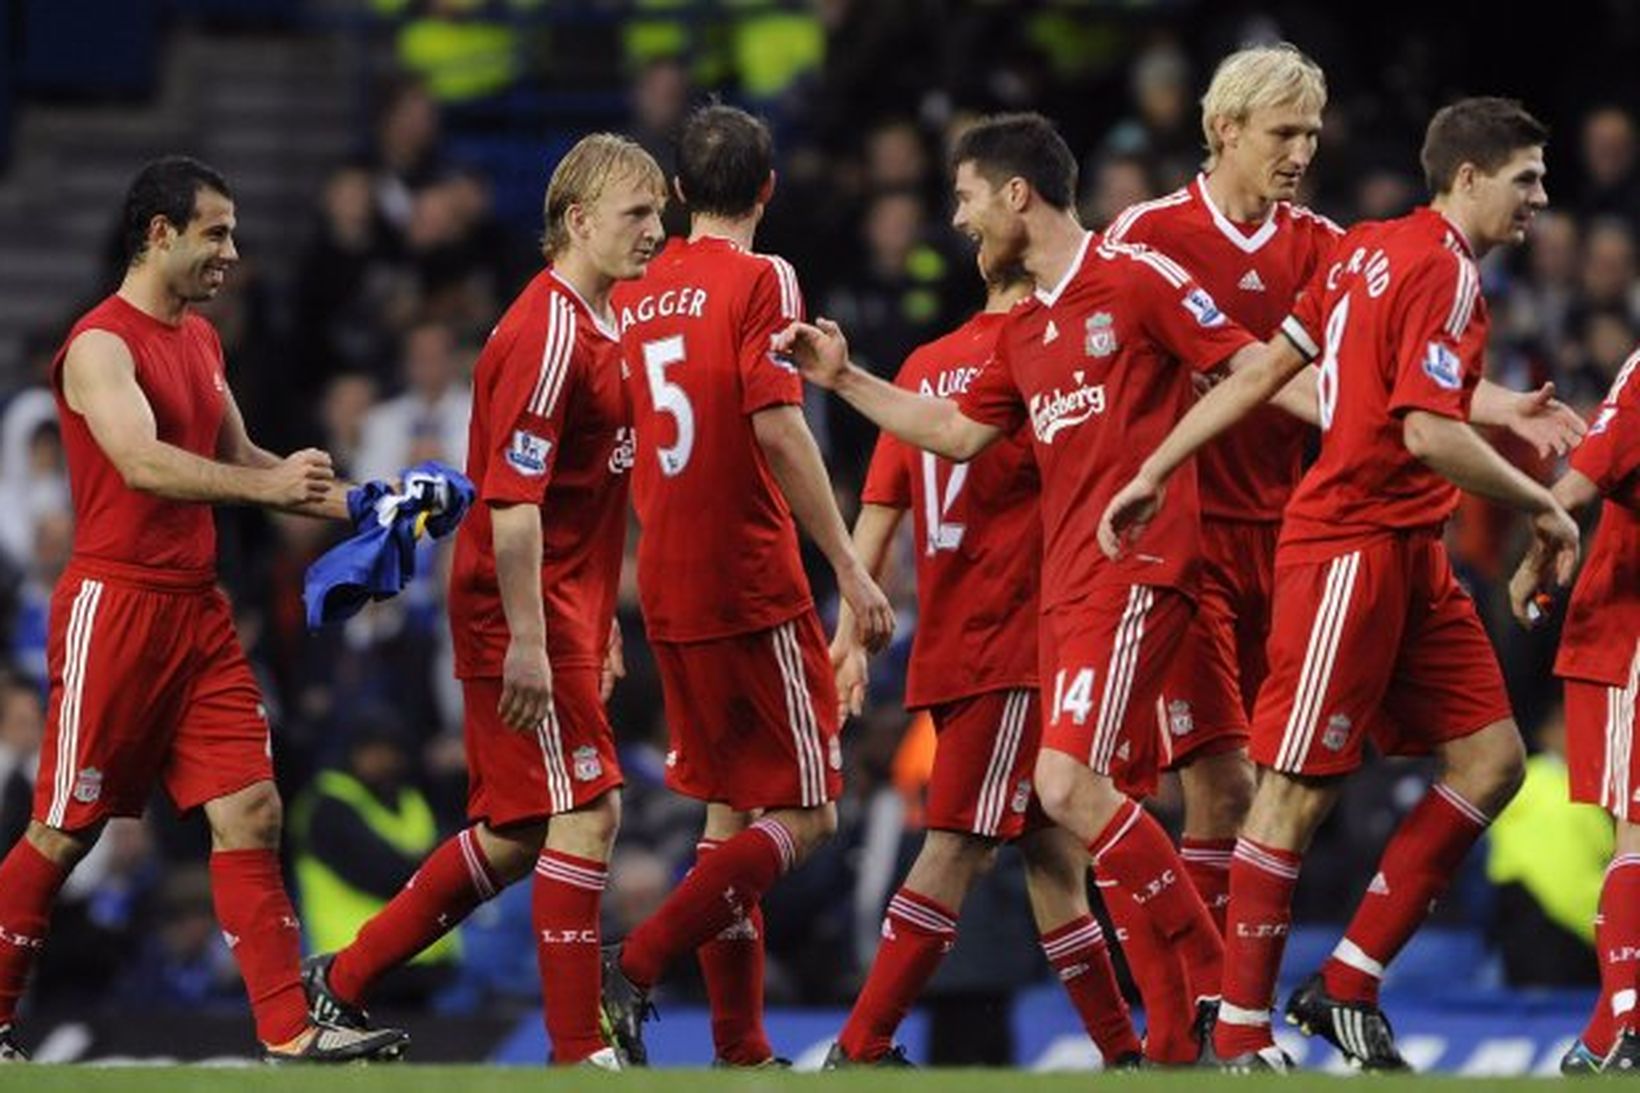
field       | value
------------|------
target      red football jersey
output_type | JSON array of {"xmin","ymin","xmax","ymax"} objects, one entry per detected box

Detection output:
[
  {"xmin": 862, "ymin": 310, "xmax": 1040, "ymax": 707},
  {"xmin": 1557, "ymin": 351, "xmax": 1640, "ymax": 687},
  {"xmin": 613, "ymin": 236, "xmax": 812, "ymax": 642},
  {"xmin": 958, "ymin": 233, "xmax": 1258, "ymax": 610},
  {"xmin": 1105, "ymin": 176, "xmax": 1342, "ymax": 521},
  {"xmin": 52, "ymin": 295, "xmax": 225, "ymax": 575},
  {"xmin": 449, "ymin": 269, "xmax": 633, "ymax": 678},
  {"xmin": 1278, "ymin": 207, "xmax": 1487, "ymax": 559}
]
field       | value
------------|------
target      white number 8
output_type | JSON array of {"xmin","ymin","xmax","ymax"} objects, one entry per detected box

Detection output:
[
  {"xmin": 642, "ymin": 335, "xmax": 695, "ymax": 476},
  {"xmin": 1316, "ymin": 294, "xmax": 1350, "ymax": 432}
]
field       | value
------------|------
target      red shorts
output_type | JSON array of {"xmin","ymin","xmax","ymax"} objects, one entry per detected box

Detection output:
[
  {"xmin": 462, "ymin": 669, "xmax": 622, "ymax": 827},
  {"xmin": 1156, "ymin": 519, "xmax": 1274, "ymax": 769},
  {"xmin": 34, "ymin": 564, "xmax": 272, "ymax": 832},
  {"xmin": 653, "ymin": 611, "xmax": 841, "ymax": 811},
  {"xmin": 1040, "ymin": 585, "xmax": 1194, "ymax": 798},
  {"xmin": 924, "ymin": 688, "xmax": 1051, "ymax": 840},
  {"xmin": 1564, "ymin": 658, "xmax": 1640, "ymax": 822},
  {"xmin": 1251, "ymin": 533, "xmax": 1513, "ymax": 777}
]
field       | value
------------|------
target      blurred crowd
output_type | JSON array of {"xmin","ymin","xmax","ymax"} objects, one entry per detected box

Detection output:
[{"xmin": 0, "ymin": 1, "xmax": 1636, "ymax": 1039}]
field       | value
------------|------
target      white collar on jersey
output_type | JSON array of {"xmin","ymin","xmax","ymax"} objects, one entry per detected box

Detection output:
[
  {"xmin": 1034, "ymin": 230, "xmax": 1095, "ymax": 307},
  {"xmin": 549, "ymin": 269, "xmax": 620, "ymax": 341},
  {"xmin": 1195, "ymin": 173, "xmax": 1279, "ymax": 254}
]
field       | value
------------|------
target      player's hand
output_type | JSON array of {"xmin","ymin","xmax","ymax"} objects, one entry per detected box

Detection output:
[
  {"xmin": 1503, "ymin": 382, "xmax": 1588, "ymax": 458},
  {"xmin": 1508, "ymin": 504, "xmax": 1580, "ymax": 628},
  {"xmin": 831, "ymin": 635, "xmax": 869, "ymax": 721},
  {"xmin": 1098, "ymin": 470, "xmax": 1165, "ymax": 559},
  {"xmin": 265, "ymin": 448, "xmax": 335, "ymax": 506},
  {"xmin": 838, "ymin": 562, "xmax": 894, "ymax": 654},
  {"xmin": 500, "ymin": 638, "xmax": 553, "ymax": 731},
  {"xmin": 772, "ymin": 318, "xmax": 850, "ymax": 390},
  {"xmin": 599, "ymin": 619, "xmax": 625, "ymax": 703}
]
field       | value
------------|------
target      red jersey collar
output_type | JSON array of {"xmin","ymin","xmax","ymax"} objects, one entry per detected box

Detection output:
[
  {"xmin": 548, "ymin": 268, "xmax": 620, "ymax": 341},
  {"xmin": 1418, "ymin": 206, "xmax": 1476, "ymax": 258}
]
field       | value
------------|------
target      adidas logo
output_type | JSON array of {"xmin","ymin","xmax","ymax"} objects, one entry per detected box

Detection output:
[
  {"xmin": 1238, "ymin": 269, "xmax": 1266, "ymax": 292},
  {"xmin": 1044, "ymin": 320, "xmax": 1059, "ymax": 344},
  {"xmin": 1368, "ymin": 872, "xmax": 1390, "ymax": 896}
]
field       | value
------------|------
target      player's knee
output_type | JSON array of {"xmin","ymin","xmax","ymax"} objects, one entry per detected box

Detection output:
[
  {"xmin": 779, "ymin": 802, "xmax": 837, "ymax": 854},
  {"xmin": 579, "ymin": 792, "xmax": 623, "ymax": 847},
  {"xmin": 1031, "ymin": 761, "xmax": 1083, "ymax": 830},
  {"xmin": 1201, "ymin": 757, "xmax": 1255, "ymax": 837},
  {"xmin": 478, "ymin": 821, "xmax": 548, "ymax": 882},
  {"xmin": 209, "ymin": 781, "xmax": 284, "ymax": 849},
  {"xmin": 920, "ymin": 830, "xmax": 997, "ymax": 875},
  {"xmin": 1468, "ymin": 735, "xmax": 1526, "ymax": 816},
  {"xmin": 807, "ymin": 801, "xmax": 840, "ymax": 845},
  {"xmin": 24, "ymin": 819, "xmax": 98, "ymax": 869},
  {"xmin": 1243, "ymin": 772, "xmax": 1336, "ymax": 850}
]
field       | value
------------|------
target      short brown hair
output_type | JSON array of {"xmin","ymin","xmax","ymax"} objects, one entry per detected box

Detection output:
[
  {"xmin": 1420, "ymin": 97, "xmax": 1549, "ymax": 195},
  {"xmin": 677, "ymin": 104, "xmax": 774, "ymax": 218},
  {"xmin": 542, "ymin": 133, "xmax": 665, "ymax": 259},
  {"xmin": 950, "ymin": 113, "xmax": 1078, "ymax": 212}
]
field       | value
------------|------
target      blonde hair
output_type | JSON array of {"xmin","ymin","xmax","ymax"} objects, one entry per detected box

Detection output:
[
  {"xmin": 542, "ymin": 133, "xmax": 665, "ymax": 259},
  {"xmin": 1200, "ymin": 43, "xmax": 1327, "ymax": 171}
]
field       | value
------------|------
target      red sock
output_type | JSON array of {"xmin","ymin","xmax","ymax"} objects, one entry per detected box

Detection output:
[
  {"xmin": 1213, "ymin": 838, "xmax": 1301, "ymax": 1059},
  {"xmin": 693, "ymin": 839, "xmax": 773, "ymax": 1065},
  {"xmin": 0, "ymin": 840, "xmax": 68, "ymax": 1025},
  {"xmin": 837, "ymin": 888, "xmax": 957, "ymax": 1061},
  {"xmin": 620, "ymin": 818, "xmax": 793, "ymax": 989},
  {"xmin": 1099, "ymin": 877, "xmax": 1194, "ymax": 1063},
  {"xmin": 1586, "ymin": 910, "xmax": 1618, "ymax": 1057},
  {"xmin": 1089, "ymin": 801, "xmax": 1222, "ymax": 1004},
  {"xmin": 1322, "ymin": 783, "xmax": 1488, "ymax": 1005},
  {"xmin": 1180, "ymin": 836, "xmax": 1234, "ymax": 937},
  {"xmin": 210, "ymin": 849, "xmax": 309, "ymax": 1045},
  {"xmin": 1040, "ymin": 913, "xmax": 1142, "ymax": 1064},
  {"xmin": 1586, "ymin": 854, "xmax": 1640, "ymax": 1055},
  {"xmin": 534, "ymin": 851, "xmax": 607, "ymax": 1064},
  {"xmin": 330, "ymin": 827, "xmax": 501, "ymax": 1005}
]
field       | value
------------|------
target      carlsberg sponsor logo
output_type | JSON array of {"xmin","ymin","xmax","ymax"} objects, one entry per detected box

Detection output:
[{"xmin": 1030, "ymin": 371, "xmax": 1106, "ymax": 442}]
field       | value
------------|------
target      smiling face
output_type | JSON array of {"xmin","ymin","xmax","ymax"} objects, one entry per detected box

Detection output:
[
  {"xmin": 1465, "ymin": 145, "xmax": 1549, "ymax": 248},
  {"xmin": 952, "ymin": 160, "xmax": 1029, "ymax": 278},
  {"xmin": 152, "ymin": 187, "xmax": 238, "ymax": 303},
  {"xmin": 1216, "ymin": 99, "xmax": 1322, "ymax": 203}
]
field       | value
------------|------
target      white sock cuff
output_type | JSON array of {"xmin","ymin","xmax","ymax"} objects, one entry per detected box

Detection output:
[
  {"xmin": 1331, "ymin": 937, "xmax": 1385, "ymax": 979},
  {"xmin": 1218, "ymin": 1001, "xmax": 1272, "ymax": 1028}
]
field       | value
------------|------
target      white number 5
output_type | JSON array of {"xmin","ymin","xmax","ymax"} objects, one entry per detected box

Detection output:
[{"xmin": 642, "ymin": 335, "xmax": 695, "ymax": 476}]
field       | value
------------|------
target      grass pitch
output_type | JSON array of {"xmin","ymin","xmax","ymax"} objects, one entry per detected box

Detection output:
[{"xmin": 0, "ymin": 1065, "xmax": 1553, "ymax": 1092}]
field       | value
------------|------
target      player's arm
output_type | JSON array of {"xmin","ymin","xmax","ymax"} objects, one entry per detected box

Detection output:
[
  {"xmin": 1099, "ymin": 334, "xmax": 1308, "ymax": 556},
  {"xmin": 216, "ymin": 381, "xmax": 352, "ymax": 519},
  {"xmin": 774, "ymin": 319, "xmax": 1001, "ymax": 460},
  {"xmin": 490, "ymin": 501, "xmax": 552, "ymax": 731},
  {"xmin": 1511, "ymin": 376, "xmax": 1636, "ymax": 626},
  {"xmin": 1403, "ymin": 409, "xmax": 1579, "ymax": 620},
  {"xmin": 752, "ymin": 405, "xmax": 895, "ymax": 653},
  {"xmin": 831, "ymin": 502, "xmax": 905, "ymax": 718},
  {"xmin": 1549, "ymin": 469, "xmax": 1602, "ymax": 514},
  {"xmin": 1264, "ymin": 363, "xmax": 1321, "ymax": 425},
  {"xmin": 1469, "ymin": 379, "xmax": 1587, "ymax": 458},
  {"xmin": 63, "ymin": 328, "xmax": 332, "ymax": 507}
]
